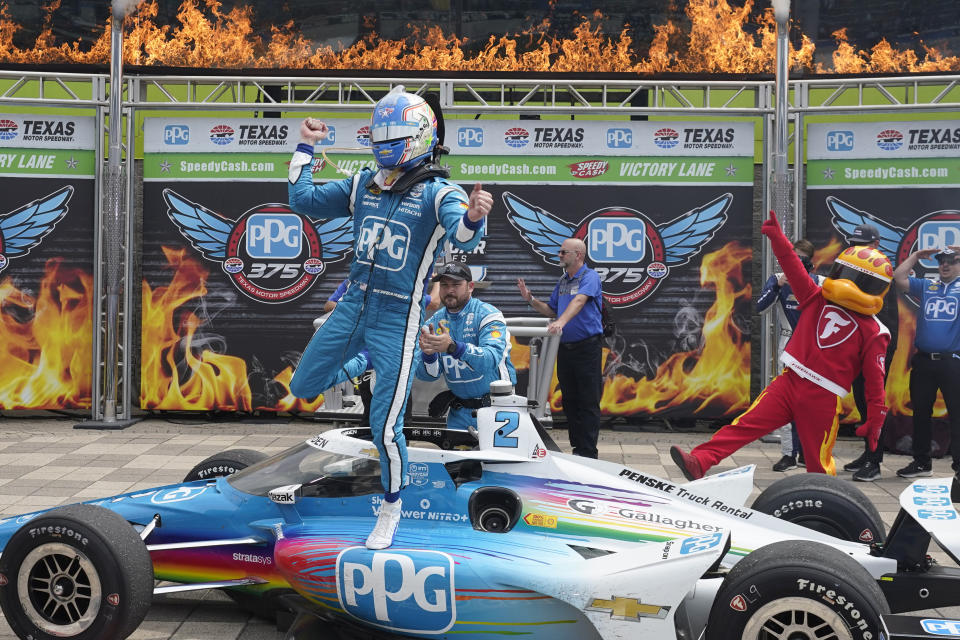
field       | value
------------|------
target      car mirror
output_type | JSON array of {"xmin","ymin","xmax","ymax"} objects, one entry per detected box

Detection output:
[{"xmin": 268, "ymin": 483, "xmax": 302, "ymax": 505}]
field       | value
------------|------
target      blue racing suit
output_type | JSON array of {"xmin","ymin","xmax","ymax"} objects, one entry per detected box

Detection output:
[
  {"xmin": 288, "ymin": 145, "xmax": 484, "ymax": 492},
  {"xmin": 416, "ymin": 296, "xmax": 517, "ymax": 431}
]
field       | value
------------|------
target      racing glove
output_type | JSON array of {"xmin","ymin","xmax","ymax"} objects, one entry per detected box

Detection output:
[{"xmin": 855, "ymin": 408, "xmax": 887, "ymax": 452}]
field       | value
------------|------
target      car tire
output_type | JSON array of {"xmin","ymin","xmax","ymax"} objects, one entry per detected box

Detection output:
[
  {"xmin": 750, "ymin": 473, "xmax": 885, "ymax": 544},
  {"xmin": 0, "ymin": 504, "xmax": 153, "ymax": 640},
  {"xmin": 706, "ymin": 540, "xmax": 888, "ymax": 640},
  {"xmin": 182, "ymin": 448, "xmax": 268, "ymax": 483}
]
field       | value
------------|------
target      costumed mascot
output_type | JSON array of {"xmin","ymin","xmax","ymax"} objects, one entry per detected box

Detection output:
[
  {"xmin": 287, "ymin": 87, "xmax": 491, "ymax": 548},
  {"xmin": 672, "ymin": 210, "xmax": 891, "ymax": 478}
]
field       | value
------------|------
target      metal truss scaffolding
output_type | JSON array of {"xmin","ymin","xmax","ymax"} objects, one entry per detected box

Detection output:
[{"xmin": 0, "ymin": 69, "xmax": 957, "ymax": 416}]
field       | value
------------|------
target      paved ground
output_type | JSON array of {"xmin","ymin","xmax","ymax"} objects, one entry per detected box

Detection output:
[{"xmin": 0, "ymin": 414, "xmax": 955, "ymax": 639}]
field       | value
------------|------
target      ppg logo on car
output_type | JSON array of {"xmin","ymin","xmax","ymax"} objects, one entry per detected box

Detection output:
[
  {"xmin": 163, "ymin": 125, "xmax": 190, "ymax": 145},
  {"xmin": 357, "ymin": 217, "xmax": 410, "ymax": 271},
  {"xmin": 588, "ymin": 217, "xmax": 646, "ymax": 263},
  {"xmin": 246, "ymin": 213, "xmax": 302, "ymax": 259},
  {"xmin": 337, "ymin": 548, "xmax": 455, "ymax": 633},
  {"xmin": 826, "ymin": 130, "xmax": 853, "ymax": 151},
  {"xmin": 606, "ymin": 128, "xmax": 632, "ymax": 148},
  {"xmin": 921, "ymin": 619, "xmax": 960, "ymax": 636},
  {"xmin": 457, "ymin": 127, "xmax": 483, "ymax": 147},
  {"xmin": 918, "ymin": 220, "xmax": 960, "ymax": 268}
]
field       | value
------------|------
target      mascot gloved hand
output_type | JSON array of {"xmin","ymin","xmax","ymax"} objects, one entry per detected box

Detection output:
[
  {"xmin": 856, "ymin": 409, "xmax": 887, "ymax": 452},
  {"xmin": 761, "ymin": 209, "xmax": 782, "ymax": 238}
]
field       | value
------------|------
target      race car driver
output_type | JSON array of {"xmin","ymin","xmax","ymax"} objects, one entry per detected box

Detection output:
[
  {"xmin": 415, "ymin": 262, "xmax": 517, "ymax": 432},
  {"xmin": 288, "ymin": 88, "xmax": 492, "ymax": 549},
  {"xmin": 671, "ymin": 210, "xmax": 891, "ymax": 478}
]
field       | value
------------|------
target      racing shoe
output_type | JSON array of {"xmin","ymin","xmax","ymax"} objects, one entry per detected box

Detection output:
[
  {"xmin": 772, "ymin": 455, "xmax": 797, "ymax": 472},
  {"xmin": 670, "ymin": 446, "xmax": 704, "ymax": 481},
  {"xmin": 843, "ymin": 452, "xmax": 868, "ymax": 472},
  {"xmin": 366, "ymin": 499, "xmax": 402, "ymax": 550},
  {"xmin": 896, "ymin": 460, "xmax": 932, "ymax": 478},
  {"xmin": 852, "ymin": 460, "xmax": 881, "ymax": 482}
]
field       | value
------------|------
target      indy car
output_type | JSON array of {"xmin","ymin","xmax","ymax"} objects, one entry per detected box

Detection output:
[{"xmin": 1, "ymin": 381, "xmax": 960, "ymax": 640}]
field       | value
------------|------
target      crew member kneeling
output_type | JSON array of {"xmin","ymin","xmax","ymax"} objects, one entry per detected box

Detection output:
[{"xmin": 416, "ymin": 262, "xmax": 517, "ymax": 432}]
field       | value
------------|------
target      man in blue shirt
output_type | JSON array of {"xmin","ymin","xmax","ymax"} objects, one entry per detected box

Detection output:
[
  {"xmin": 893, "ymin": 246, "xmax": 960, "ymax": 478},
  {"xmin": 417, "ymin": 262, "xmax": 517, "ymax": 432},
  {"xmin": 518, "ymin": 237, "xmax": 604, "ymax": 458}
]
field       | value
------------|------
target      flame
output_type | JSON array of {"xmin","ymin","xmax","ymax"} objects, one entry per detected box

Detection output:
[
  {"xmin": 140, "ymin": 247, "xmax": 322, "ymax": 412},
  {"xmin": 558, "ymin": 243, "xmax": 751, "ymax": 418},
  {"xmin": 812, "ymin": 237, "xmax": 843, "ymax": 271},
  {"xmin": 0, "ymin": 258, "xmax": 93, "ymax": 409},
  {"xmin": 0, "ymin": 0, "xmax": 955, "ymax": 73}
]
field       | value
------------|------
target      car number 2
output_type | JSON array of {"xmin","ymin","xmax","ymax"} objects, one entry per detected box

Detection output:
[{"xmin": 493, "ymin": 411, "xmax": 519, "ymax": 448}]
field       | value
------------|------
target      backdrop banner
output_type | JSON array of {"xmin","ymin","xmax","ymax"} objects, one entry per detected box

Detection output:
[
  {"xmin": 142, "ymin": 117, "xmax": 754, "ymax": 419},
  {"xmin": 0, "ymin": 114, "xmax": 96, "ymax": 410},
  {"xmin": 807, "ymin": 119, "xmax": 960, "ymax": 455}
]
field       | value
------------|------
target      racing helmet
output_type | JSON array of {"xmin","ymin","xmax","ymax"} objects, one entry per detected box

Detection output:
[
  {"xmin": 370, "ymin": 88, "xmax": 437, "ymax": 171},
  {"xmin": 821, "ymin": 246, "xmax": 892, "ymax": 315}
]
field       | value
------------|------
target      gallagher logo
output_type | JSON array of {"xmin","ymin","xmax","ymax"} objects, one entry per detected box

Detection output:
[
  {"xmin": 876, "ymin": 129, "xmax": 903, "ymax": 151},
  {"xmin": 568, "ymin": 160, "xmax": 608, "ymax": 178},
  {"xmin": 0, "ymin": 186, "xmax": 73, "ymax": 272},
  {"xmin": 209, "ymin": 125, "xmax": 235, "ymax": 145},
  {"xmin": 504, "ymin": 127, "xmax": 529, "ymax": 149},
  {"xmin": 826, "ymin": 196, "xmax": 960, "ymax": 304},
  {"xmin": 653, "ymin": 128, "xmax": 679, "ymax": 149},
  {"xmin": 0, "ymin": 119, "xmax": 18, "ymax": 141},
  {"xmin": 163, "ymin": 189, "xmax": 353, "ymax": 303},
  {"xmin": 505, "ymin": 192, "xmax": 731, "ymax": 307},
  {"xmin": 356, "ymin": 126, "xmax": 371, "ymax": 147}
]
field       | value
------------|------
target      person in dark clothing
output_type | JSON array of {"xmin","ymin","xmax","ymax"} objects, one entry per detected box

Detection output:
[{"xmin": 841, "ymin": 224, "xmax": 900, "ymax": 481}]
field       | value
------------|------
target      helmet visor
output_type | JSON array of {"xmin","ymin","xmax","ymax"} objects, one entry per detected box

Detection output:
[
  {"xmin": 370, "ymin": 122, "xmax": 422, "ymax": 143},
  {"xmin": 828, "ymin": 262, "xmax": 889, "ymax": 296}
]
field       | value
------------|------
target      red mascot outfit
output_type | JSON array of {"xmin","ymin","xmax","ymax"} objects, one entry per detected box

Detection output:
[{"xmin": 672, "ymin": 211, "xmax": 891, "ymax": 478}]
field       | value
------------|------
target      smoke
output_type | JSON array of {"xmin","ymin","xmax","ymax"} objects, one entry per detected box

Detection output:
[{"xmin": 112, "ymin": 0, "xmax": 141, "ymax": 19}]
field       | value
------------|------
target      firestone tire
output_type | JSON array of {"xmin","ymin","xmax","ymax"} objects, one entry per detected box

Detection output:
[
  {"xmin": 750, "ymin": 473, "xmax": 886, "ymax": 544},
  {"xmin": 182, "ymin": 448, "xmax": 268, "ymax": 482},
  {"xmin": 706, "ymin": 540, "xmax": 888, "ymax": 640},
  {"xmin": 0, "ymin": 504, "xmax": 153, "ymax": 640}
]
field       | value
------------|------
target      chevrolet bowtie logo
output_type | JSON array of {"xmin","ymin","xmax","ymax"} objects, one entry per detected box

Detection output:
[
  {"xmin": 587, "ymin": 597, "xmax": 670, "ymax": 621},
  {"xmin": 360, "ymin": 448, "xmax": 380, "ymax": 458}
]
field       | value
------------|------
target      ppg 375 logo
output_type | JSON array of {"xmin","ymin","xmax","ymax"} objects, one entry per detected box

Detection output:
[
  {"xmin": 163, "ymin": 189, "xmax": 353, "ymax": 303},
  {"xmin": 505, "ymin": 192, "xmax": 732, "ymax": 307},
  {"xmin": 337, "ymin": 547, "xmax": 455, "ymax": 634}
]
